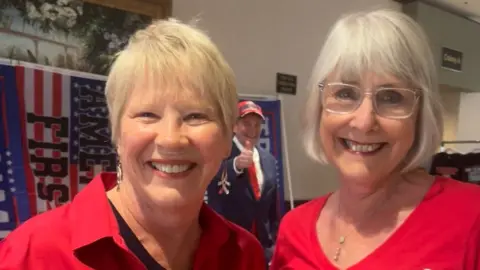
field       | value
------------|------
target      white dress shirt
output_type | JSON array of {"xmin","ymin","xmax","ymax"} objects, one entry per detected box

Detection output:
[{"xmin": 232, "ymin": 136, "xmax": 264, "ymax": 192}]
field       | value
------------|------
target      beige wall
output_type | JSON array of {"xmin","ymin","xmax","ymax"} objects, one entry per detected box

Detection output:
[
  {"xmin": 172, "ymin": 1, "xmax": 470, "ymax": 200},
  {"xmin": 439, "ymin": 84, "xmax": 462, "ymax": 142},
  {"xmin": 456, "ymin": 92, "xmax": 480, "ymax": 153},
  {"xmin": 173, "ymin": 0, "xmax": 401, "ymax": 200}
]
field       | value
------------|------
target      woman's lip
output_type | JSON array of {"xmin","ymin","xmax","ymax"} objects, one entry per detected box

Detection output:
[
  {"xmin": 340, "ymin": 138, "xmax": 387, "ymax": 144},
  {"xmin": 149, "ymin": 159, "xmax": 194, "ymax": 165}
]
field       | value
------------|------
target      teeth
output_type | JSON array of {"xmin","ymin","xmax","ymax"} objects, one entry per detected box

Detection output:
[
  {"xmin": 150, "ymin": 162, "xmax": 191, "ymax": 173},
  {"xmin": 344, "ymin": 140, "xmax": 383, "ymax": 153}
]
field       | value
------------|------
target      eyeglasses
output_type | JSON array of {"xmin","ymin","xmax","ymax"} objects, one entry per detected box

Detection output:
[{"xmin": 318, "ymin": 82, "xmax": 421, "ymax": 119}]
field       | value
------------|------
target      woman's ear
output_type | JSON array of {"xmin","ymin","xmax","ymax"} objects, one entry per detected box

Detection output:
[{"xmin": 115, "ymin": 137, "xmax": 123, "ymax": 157}]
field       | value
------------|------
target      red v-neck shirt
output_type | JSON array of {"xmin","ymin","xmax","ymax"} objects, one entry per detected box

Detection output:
[
  {"xmin": 271, "ymin": 176, "xmax": 480, "ymax": 270},
  {"xmin": 0, "ymin": 173, "xmax": 266, "ymax": 270}
]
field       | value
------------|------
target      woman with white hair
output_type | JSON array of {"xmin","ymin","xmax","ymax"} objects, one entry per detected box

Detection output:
[
  {"xmin": 0, "ymin": 19, "xmax": 266, "ymax": 269},
  {"xmin": 271, "ymin": 9, "xmax": 480, "ymax": 269}
]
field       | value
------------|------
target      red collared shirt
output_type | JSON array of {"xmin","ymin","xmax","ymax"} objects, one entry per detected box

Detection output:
[{"xmin": 0, "ymin": 173, "xmax": 266, "ymax": 270}]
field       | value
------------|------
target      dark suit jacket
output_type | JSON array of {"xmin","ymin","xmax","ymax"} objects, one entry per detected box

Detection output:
[{"xmin": 207, "ymin": 141, "xmax": 279, "ymax": 263}]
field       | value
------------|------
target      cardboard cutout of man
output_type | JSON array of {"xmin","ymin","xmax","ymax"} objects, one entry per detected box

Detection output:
[{"xmin": 207, "ymin": 100, "xmax": 279, "ymax": 264}]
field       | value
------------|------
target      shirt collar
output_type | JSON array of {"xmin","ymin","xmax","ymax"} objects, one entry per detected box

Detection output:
[
  {"xmin": 195, "ymin": 203, "xmax": 230, "ymax": 260},
  {"xmin": 69, "ymin": 172, "xmax": 119, "ymax": 251},
  {"xmin": 69, "ymin": 172, "xmax": 231, "ymax": 253},
  {"xmin": 233, "ymin": 136, "xmax": 243, "ymax": 151}
]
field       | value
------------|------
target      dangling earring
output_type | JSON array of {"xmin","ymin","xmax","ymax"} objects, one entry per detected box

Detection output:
[{"xmin": 116, "ymin": 159, "xmax": 123, "ymax": 191}]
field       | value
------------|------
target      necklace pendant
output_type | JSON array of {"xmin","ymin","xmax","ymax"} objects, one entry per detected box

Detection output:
[
  {"xmin": 339, "ymin": 236, "xmax": 345, "ymax": 244},
  {"xmin": 334, "ymin": 247, "xmax": 341, "ymax": 261}
]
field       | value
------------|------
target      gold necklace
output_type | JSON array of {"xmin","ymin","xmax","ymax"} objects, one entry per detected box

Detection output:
[
  {"xmin": 333, "ymin": 238, "xmax": 344, "ymax": 261},
  {"xmin": 332, "ymin": 194, "xmax": 388, "ymax": 262},
  {"xmin": 333, "ymin": 228, "xmax": 350, "ymax": 261}
]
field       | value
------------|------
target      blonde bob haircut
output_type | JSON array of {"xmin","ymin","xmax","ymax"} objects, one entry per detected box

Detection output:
[
  {"xmin": 105, "ymin": 18, "xmax": 238, "ymax": 144},
  {"xmin": 303, "ymin": 9, "xmax": 444, "ymax": 173}
]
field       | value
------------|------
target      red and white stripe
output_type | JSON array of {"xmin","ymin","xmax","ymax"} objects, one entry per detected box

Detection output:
[{"xmin": 20, "ymin": 67, "xmax": 74, "ymax": 215}]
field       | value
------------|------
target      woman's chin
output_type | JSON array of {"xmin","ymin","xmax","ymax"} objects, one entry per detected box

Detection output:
[
  {"xmin": 145, "ymin": 188, "xmax": 200, "ymax": 207},
  {"xmin": 338, "ymin": 166, "xmax": 384, "ymax": 186}
]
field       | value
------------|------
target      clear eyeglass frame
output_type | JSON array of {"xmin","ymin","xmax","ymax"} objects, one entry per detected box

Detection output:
[{"xmin": 318, "ymin": 82, "xmax": 421, "ymax": 119}]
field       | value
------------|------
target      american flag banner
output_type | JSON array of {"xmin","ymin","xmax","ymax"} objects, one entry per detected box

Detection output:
[
  {"xmin": 0, "ymin": 64, "xmax": 18, "ymax": 239},
  {"xmin": 0, "ymin": 64, "xmax": 116, "ymax": 239}
]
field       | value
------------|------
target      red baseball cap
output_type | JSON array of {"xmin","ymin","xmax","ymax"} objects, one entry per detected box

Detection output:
[{"xmin": 238, "ymin": 100, "xmax": 265, "ymax": 120}]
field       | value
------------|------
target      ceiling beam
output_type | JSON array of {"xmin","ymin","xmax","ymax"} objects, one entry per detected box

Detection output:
[
  {"xmin": 392, "ymin": 0, "xmax": 419, "ymax": 3},
  {"xmin": 83, "ymin": 0, "xmax": 171, "ymax": 18}
]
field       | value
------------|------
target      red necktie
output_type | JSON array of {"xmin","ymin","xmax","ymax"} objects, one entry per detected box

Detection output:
[
  {"xmin": 248, "ymin": 163, "xmax": 260, "ymax": 237},
  {"xmin": 248, "ymin": 164, "xmax": 261, "ymax": 200}
]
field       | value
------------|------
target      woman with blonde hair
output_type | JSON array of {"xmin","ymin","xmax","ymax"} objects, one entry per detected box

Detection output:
[
  {"xmin": 271, "ymin": 9, "xmax": 480, "ymax": 269},
  {"xmin": 0, "ymin": 19, "xmax": 265, "ymax": 270}
]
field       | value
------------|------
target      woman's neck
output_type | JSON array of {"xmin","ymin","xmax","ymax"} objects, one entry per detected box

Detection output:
[
  {"xmin": 107, "ymin": 183, "xmax": 203, "ymax": 269},
  {"xmin": 335, "ymin": 169, "xmax": 430, "ymax": 223}
]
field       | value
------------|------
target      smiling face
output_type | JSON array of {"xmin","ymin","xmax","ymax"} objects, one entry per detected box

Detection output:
[
  {"xmin": 116, "ymin": 83, "xmax": 230, "ymax": 207},
  {"xmin": 319, "ymin": 71, "xmax": 419, "ymax": 184},
  {"xmin": 234, "ymin": 113, "xmax": 263, "ymax": 147}
]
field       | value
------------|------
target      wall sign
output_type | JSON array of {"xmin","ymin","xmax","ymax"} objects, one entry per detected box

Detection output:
[
  {"xmin": 276, "ymin": 73, "xmax": 297, "ymax": 95},
  {"xmin": 441, "ymin": 47, "xmax": 463, "ymax": 72}
]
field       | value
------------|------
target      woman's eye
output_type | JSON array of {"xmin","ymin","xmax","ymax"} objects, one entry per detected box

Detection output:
[
  {"xmin": 137, "ymin": 112, "xmax": 157, "ymax": 118},
  {"xmin": 377, "ymin": 90, "xmax": 404, "ymax": 104},
  {"xmin": 333, "ymin": 87, "xmax": 360, "ymax": 101},
  {"xmin": 185, "ymin": 113, "xmax": 209, "ymax": 123}
]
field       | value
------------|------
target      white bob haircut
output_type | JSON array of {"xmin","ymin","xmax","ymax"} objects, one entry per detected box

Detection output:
[
  {"xmin": 105, "ymin": 18, "xmax": 238, "ymax": 144},
  {"xmin": 303, "ymin": 9, "xmax": 444, "ymax": 173}
]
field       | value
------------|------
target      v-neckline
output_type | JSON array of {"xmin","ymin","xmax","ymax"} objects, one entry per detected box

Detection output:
[{"xmin": 311, "ymin": 176, "xmax": 444, "ymax": 269}]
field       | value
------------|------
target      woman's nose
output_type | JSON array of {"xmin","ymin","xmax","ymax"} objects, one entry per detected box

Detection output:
[
  {"xmin": 154, "ymin": 116, "xmax": 188, "ymax": 150},
  {"xmin": 348, "ymin": 96, "xmax": 378, "ymax": 133}
]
